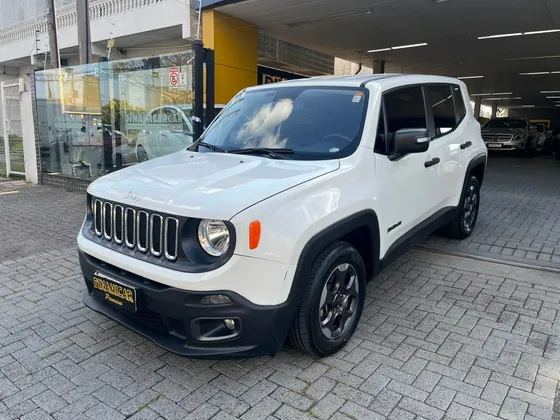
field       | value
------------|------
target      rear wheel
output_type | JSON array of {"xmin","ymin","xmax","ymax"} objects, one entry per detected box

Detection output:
[
  {"xmin": 288, "ymin": 241, "xmax": 366, "ymax": 357},
  {"xmin": 442, "ymin": 175, "xmax": 480, "ymax": 239}
]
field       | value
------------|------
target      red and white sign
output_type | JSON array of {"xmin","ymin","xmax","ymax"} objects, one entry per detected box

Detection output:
[{"xmin": 169, "ymin": 67, "xmax": 179, "ymax": 88}]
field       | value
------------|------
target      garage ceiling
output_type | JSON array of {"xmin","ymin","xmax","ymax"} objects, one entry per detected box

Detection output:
[{"xmin": 210, "ymin": 0, "xmax": 560, "ymax": 111}]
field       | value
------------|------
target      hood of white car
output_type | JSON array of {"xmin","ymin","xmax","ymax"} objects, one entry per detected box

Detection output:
[
  {"xmin": 88, "ymin": 150, "xmax": 340, "ymax": 220},
  {"xmin": 481, "ymin": 127, "xmax": 525, "ymax": 136}
]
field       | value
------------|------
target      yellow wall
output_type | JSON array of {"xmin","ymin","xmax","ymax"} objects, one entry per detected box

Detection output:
[{"xmin": 203, "ymin": 10, "xmax": 258, "ymax": 105}]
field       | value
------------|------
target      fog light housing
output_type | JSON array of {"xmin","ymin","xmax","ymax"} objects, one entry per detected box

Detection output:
[
  {"xmin": 201, "ymin": 294, "xmax": 232, "ymax": 305},
  {"xmin": 224, "ymin": 319, "xmax": 236, "ymax": 331}
]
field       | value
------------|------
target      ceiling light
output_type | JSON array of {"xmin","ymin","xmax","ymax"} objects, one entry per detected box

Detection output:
[
  {"xmin": 471, "ymin": 93, "xmax": 492, "ymax": 97},
  {"xmin": 520, "ymin": 72, "xmax": 550, "ymax": 75},
  {"xmin": 520, "ymin": 105, "xmax": 535, "ymax": 108},
  {"xmin": 509, "ymin": 97, "xmax": 522, "ymax": 100},
  {"xmin": 546, "ymin": 96, "xmax": 560, "ymax": 98},
  {"xmin": 492, "ymin": 92, "xmax": 513, "ymax": 95},
  {"xmin": 391, "ymin": 43, "xmax": 428, "ymax": 50},
  {"xmin": 367, "ymin": 43, "xmax": 428, "ymax": 53},
  {"xmin": 457, "ymin": 76, "xmax": 484, "ymax": 80},
  {"xmin": 480, "ymin": 29, "xmax": 560, "ymax": 40},
  {"xmin": 479, "ymin": 33, "xmax": 523, "ymax": 40},
  {"xmin": 506, "ymin": 55, "xmax": 560, "ymax": 61},
  {"xmin": 286, "ymin": 9, "xmax": 371, "ymax": 27},
  {"xmin": 367, "ymin": 48, "xmax": 392, "ymax": 53},
  {"xmin": 552, "ymin": 71, "xmax": 560, "ymax": 74},
  {"xmin": 482, "ymin": 98, "xmax": 502, "ymax": 100},
  {"xmin": 524, "ymin": 29, "xmax": 560, "ymax": 35},
  {"xmin": 541, "ymin": 90, "xmax": 560, "ymax": 94}
]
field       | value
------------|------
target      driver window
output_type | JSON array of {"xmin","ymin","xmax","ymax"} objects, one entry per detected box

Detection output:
[{"xmin": 384, "ymin": 86, "xmax": 427, "ymax": 153}]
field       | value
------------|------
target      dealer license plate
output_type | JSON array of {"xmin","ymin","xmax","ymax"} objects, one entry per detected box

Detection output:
[
  {"xmin": 486, "ymin": 143, "xmax": 502, "ymax": 148},
  {"xmin": 92, "ymin": 272, "xmax": 137, "ymax": 313}
]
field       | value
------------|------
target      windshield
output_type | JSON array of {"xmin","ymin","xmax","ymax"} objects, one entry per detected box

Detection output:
[
  {"xmin": 484, "ymin": 118, "xmax": 527, "ymax": 129},
  {"xmin": 195, "ymin": 86, "xmax": 368, "ymax": 160}
]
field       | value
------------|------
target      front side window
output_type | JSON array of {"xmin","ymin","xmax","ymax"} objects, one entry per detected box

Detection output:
[
  {"xmin": 196, "ymin": 87, "xmax": 368, "ymax": 160},
  {"xmin": 427, "ymin": 85, "xmax": 456, "ymax": 137},
  {"xmin": 384, "ymin": 86, "xmax": 427, "ymax": 146}
]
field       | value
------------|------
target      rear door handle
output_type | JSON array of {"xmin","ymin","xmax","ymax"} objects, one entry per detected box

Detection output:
[
  {"xmin": 460, "ymin": 141, "xmax": 472, "ymax": 150},
  {"xmin": 425, "ymin": 157, "xmax": 440, "ymax": 168}
]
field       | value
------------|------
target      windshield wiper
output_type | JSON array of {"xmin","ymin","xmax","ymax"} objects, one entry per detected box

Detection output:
[
  {"xmin": 227, "ymin": 148, "xmax": 294, "ymax": 160},
  {"xmin": 196, "ymin": 141, "xmax": 226, "ymax": 153}
]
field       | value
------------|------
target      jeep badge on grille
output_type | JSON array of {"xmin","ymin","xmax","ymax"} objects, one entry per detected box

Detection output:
[{"xmin": 124, "ymin": 191, "xmax": 142, "ymax": 201}]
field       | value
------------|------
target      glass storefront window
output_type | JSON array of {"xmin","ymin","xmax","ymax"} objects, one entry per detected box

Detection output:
[{"xmin": 35, "ymin": 51, "xmax": 195, "ymax": 179}]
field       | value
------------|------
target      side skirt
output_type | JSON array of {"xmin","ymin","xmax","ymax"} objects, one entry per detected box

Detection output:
[{"xmin": 379, "ymin": 206, "xmax": 457, "ymax": 271}]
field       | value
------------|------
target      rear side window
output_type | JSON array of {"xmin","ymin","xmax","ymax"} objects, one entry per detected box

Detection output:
[
  {"xmin": 452, "ymin": 85, "xmax": 466, "ymax": 122},
  {"xmin": 427, "ymin": 85, "xmax": 456, "ymax": 137}
]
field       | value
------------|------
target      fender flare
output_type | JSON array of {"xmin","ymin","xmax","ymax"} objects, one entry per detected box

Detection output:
[
  {"xmin": 466, "ymin": 152, "xmax": 487, "ymax": 185},
  {"xmin": 287, "ymin": 210, "xmax": 381, "ymax": 306}
]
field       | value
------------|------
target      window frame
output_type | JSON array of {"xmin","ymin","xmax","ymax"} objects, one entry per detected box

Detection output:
[
  {"xmin": 375, "ymin": 84, "xmax": 430, "ymax": 155},
  {"xmin": 425, "ymin": 84, "xmax": 458, "ymax": 139},
  {"xmin": 451, "ymin": 84, "xmax": 467, "ymax": 125}
]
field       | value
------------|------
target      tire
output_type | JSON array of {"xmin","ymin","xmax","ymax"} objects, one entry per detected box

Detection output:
[
  {"xmin": 137, "ymin": 145, "xmax": 149, "ymax": 162},
  {"xmin": 288, "ymin": 241, "xmax": 366, "ymax": 357},
  {"xmin": 442, "ymin": 175, "xmax": 481, "ymax": 239}
]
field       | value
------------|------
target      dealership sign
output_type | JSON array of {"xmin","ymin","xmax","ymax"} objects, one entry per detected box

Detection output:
[{"xmin": 258, "ymin": 65, "xmax": 308, "ymax": 85}]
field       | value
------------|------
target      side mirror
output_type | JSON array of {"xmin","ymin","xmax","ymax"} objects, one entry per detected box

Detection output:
[{"xmin": 391, "ymin": 128, "xmax": 430, "ymax": 159}]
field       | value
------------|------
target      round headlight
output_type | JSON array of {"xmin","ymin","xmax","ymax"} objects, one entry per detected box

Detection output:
[{"xmin": 198, "ymin": 219, "xmax": 230, "ymax": 256}]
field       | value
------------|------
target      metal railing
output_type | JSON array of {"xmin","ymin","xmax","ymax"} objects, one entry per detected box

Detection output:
[{"xmin": 0, "ymin": 0, "xmax": 167, "ymax": 46}]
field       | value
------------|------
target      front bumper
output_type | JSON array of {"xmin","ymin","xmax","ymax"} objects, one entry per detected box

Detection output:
[
  {"xmin": 484, "ymin": 138, "xmax": 526, "ymax": 151},
  {"xmin": 79, "ymin": 251, "xmax": 297, "ymax": 358}
]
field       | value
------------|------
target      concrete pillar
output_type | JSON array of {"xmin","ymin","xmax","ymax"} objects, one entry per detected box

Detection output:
[
  {"xmin": 474, "ymin": 98, "xmax": 482, "ymax": 122},
  {"xmin": 491, "ymin": 103, "xmax": 498, "ymax": 119},
  {"xmin": 203, "ymin": 10, "xmax": 258, "ymax": 104},
  {"xmin": 373, "ymin": 60, "xmax": 386, "ymax": 74},
  {"xmin": 19, "ymin": 66, "xmax": 38, "ymax": 184}
]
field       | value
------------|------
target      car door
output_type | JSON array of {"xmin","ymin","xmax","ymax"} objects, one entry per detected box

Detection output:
[
  {"xmin": 375, "ymin": 85, "xmax": 441, "ymax": 254},
  {"xmin": 426, "ymin": 84, "xmax": 467, "ymax": 208}
]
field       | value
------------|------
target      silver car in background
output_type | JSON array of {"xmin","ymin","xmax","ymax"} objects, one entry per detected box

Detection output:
[{"xmin": 481, "ymin": 118, "xmax": 538, "ymax": 156}]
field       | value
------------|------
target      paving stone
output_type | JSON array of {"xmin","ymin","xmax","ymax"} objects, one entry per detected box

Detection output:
[{"xmin": 499, "ymin": 397, "xmax": 528, "ymax": 420}]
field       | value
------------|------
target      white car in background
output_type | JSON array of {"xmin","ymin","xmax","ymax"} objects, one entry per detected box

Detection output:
[{"xmin": 135, "ymin": 104, "xmax": 224, "ymax": 162}]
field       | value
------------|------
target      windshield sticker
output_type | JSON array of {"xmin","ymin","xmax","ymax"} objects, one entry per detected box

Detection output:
[{"xmin": 352, "ymin": 92, "xmax": 363, "ymax": 103}]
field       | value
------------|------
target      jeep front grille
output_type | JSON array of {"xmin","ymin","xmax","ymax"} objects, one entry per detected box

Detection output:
[{"xmin": 92, "ymin": 199, "xmax": 179, "ymax": 261}]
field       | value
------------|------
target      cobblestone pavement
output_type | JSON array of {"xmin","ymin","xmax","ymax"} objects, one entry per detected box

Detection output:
[
  {"xmin": 1, "ymin": 184, "xmax": 560, "ymax": 420},
  {"xmin": 426, "ymin": 155, "xmax": 560, "ymax": 270},
  {"xmin": 0, "ymin": 184, "xmax": 84, "ymax": 260}
]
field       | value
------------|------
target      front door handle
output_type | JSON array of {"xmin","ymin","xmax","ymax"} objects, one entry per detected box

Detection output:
[
  {"xmin": 460, "ymin": 141, "xmax": 472, "ymax": 150},
  {"xmin": 425, "ymin": 157, "xmax": 440, "ymax": 168}
]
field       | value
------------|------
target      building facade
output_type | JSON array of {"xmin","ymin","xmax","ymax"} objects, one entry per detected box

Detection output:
[{"xmin": 0, "ymin": 0, "xmax": 365, "ymax": 188}]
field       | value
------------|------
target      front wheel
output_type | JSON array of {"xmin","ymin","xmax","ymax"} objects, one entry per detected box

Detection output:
[
  {"xmin": 442, "ymin": 175, "xmax": 481, "ymax": 239},
  {"xmin": 288, "ymin": 241, "xmax": 366, "ymax": 357}
]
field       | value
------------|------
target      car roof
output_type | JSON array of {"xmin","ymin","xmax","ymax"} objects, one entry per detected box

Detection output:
[{"xmin": 244, "ymin": 74, "xmax": 464, "ymax": 91}]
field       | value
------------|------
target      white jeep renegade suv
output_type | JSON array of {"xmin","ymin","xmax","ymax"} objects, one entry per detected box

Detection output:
[{"xmin": 78, "ymin": 74, "xmax": 487, "ymax": 358}]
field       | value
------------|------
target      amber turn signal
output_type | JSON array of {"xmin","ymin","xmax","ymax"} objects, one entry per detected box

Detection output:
[{"xmin": 249, "ymin": 221, "xmax": 261, "ymax": 250}]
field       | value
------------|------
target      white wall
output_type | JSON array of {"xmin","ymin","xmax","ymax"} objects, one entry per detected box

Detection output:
[{"xmin": 1, "ymin": 0, "xmax": 193, "ymax": 64}]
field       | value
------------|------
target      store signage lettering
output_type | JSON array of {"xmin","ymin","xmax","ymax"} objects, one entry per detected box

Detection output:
[
  {"xmin": 257, "ymin": 65, "xmax": 308, "ymax": 85},
  {"xmin": 125, "ymin": 112, "xmax": 181, "ymax": 124}
]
